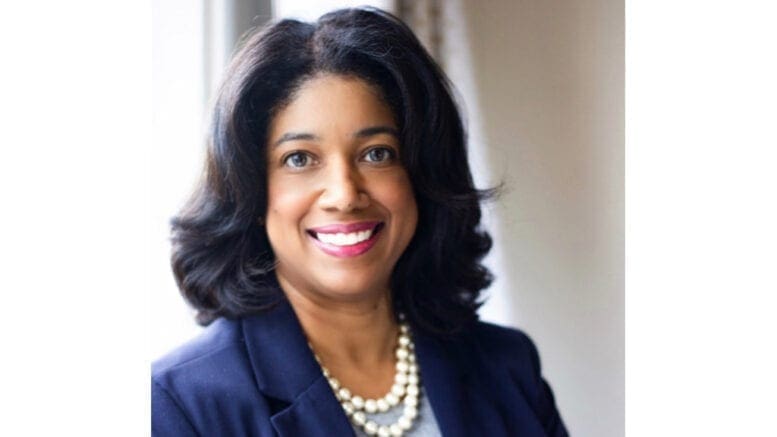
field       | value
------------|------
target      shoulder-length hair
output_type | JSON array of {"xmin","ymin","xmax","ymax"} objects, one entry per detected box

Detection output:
[{"xmin": 171, "ymin": 7, "xmax": 496, "ymax": 335}]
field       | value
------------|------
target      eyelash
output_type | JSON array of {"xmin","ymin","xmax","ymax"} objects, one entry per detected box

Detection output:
[{"xmin": 280, "ymin": 146, "xmax": 398, "ymax": 169}]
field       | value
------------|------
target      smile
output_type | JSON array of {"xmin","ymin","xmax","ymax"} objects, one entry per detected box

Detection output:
[{"xmin": 307, "ymin": 222, "xmax": 384, "ymax": 258}]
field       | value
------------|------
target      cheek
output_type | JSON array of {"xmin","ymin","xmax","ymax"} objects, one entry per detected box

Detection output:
[
  {"xmin": 373, "ymin": 172, "xmax": 418, "ymax": 234},
  {"xmin": 265, "ymin": 177, "xmax": 313, "ymax": 238}
]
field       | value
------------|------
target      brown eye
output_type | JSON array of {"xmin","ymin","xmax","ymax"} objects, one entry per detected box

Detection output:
[
  {"xmin": 283, "ymin": 152, "xmax": 311, "ymax": 168},
  {"xmin": 364, "ymin": 147, "xmax": 396, "ymax": 163}
]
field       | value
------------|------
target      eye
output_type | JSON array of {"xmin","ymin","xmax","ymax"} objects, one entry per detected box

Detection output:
[
  {"xmin": 363, "ymin": 147, "xmax": 397, "ymax": 164},
  {"xmin": 283, "ymin": 151, "xmax": 313, "ymax": 168}
]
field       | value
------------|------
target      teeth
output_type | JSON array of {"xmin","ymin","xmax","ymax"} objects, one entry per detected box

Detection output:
[{"xmin": 316, "ymin": 229, "xmax": 373, "ymax": 246}]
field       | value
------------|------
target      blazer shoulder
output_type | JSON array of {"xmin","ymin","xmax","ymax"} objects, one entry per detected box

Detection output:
[
  {"xmin": 152, "ymin": 317, "xmax": 243, "ymax": 379},
  {"xmin": 151, "ymin": 318, "xmax": 276, "ymax": 436},
  {"xmin": 466, "ymin": 321, "xmax": 569, "ymax": 436},
  {"xmin": 469, "ymin": 321, "xmax": 540, "ymax": 366},
  {"xmin": 464, "ymin": 321, "xmax": 547, "ymax": 399}
]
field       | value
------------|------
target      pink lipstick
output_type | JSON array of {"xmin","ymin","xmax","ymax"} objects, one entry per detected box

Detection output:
[{"xmin": 307, "ymin": 221, "xmax": 384, "ymax": 258}]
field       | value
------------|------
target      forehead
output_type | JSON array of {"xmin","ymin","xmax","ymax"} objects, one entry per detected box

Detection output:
[{"xmin": 268, "ymin": 74, "xmax": 396, "ymax": 140}]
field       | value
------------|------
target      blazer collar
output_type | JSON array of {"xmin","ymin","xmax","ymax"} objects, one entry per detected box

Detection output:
[
  {"xmin": 240, "ymin": 298, "xmax": 472, "ymax": 437},
  {"xmin": 241, "ymin": 299, "xmax": 353, "ymax": 436}
]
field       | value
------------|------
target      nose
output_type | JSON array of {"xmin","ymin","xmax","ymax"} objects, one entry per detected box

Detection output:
[{"xmin": 317, "ymin": 159, "xmax": 370, "ymax": 212}]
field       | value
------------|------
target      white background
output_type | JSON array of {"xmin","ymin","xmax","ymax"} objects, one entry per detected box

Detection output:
[{"xmin": 1, "ymin": 1, "xmax": 775, "ymax": 435}]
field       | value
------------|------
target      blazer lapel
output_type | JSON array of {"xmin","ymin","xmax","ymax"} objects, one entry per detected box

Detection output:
[
  {"xmin": 269, "ymin": 376, "xmax": 354, "ymax": 437},
  {"xmin": 414, "ymin": 328, "xmax": 471, "ymax": 437},
  {"xmin": 241, "ymin": 299, "xmax": 354, "ymax": 437}
]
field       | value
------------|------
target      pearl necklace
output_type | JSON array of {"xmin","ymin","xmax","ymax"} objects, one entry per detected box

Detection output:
[{"xmin": 312, "ymin": 323, "xmax": 421, "ymax": 437}]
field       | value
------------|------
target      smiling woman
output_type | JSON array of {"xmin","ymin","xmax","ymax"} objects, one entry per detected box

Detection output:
[{"xmin": 153, "ymin": 7, "xmax": 568, "ymax": 437}]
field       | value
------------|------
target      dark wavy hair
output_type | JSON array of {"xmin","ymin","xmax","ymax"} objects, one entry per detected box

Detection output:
[{"xmin": 171, "ymin": 7, "xmax": 496, "ymax": 335}]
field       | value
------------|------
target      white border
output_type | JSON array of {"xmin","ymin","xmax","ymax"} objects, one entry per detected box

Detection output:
[{"xmin": 626, "ymin": 1, "xmax": 777, "ymax": 434}]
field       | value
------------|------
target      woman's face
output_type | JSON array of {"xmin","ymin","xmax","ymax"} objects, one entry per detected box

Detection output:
[{"xmin": 265, "ymin": 74, "xmax": 418, "ymax": 301}]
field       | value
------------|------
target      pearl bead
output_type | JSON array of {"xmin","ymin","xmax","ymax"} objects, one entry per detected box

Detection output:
[
  {"xmin": 389, "ymin": 424, "xmax": 403, "ymax": 436},
  {"xmin": 398, "ymin": 416, "xmax": 412, "ymax": 430},
  {"xmin": 407, "ymin": 374, "xmax": 419, "ymax": 385},
  {"xmin": 408, "ymin": 364, "xmax": 418, "ymax": 374},
  {"xmin": 402, "ymin": 405, "xmax": 418, "ymax": 420},
  {"xmin": 396, "ymin": 348, "xmax": 409, "ymax": 360},
  {"xmin": 394, "ymin": 372, "xmax": 408, "ymax": 385},
  {"xmin": 364, "ymin": 420, "xmax": 379, "ymax": 435},
  {"xmin": 376, "ymin": 398, "xmax": 390, "ymax": 412},
  {"xmin": 364, "ymin": 399, "xmax": 378, "ymax": 413},
  {"xmin": 400, "ymin": 324, "xmax": 409, "ymax": 333},
  {"xmin": 404, "ymin": 395, "xmax": 418, "ymax": 407},
  {"xmin": 328, "ymin": 378, "xmax": 340, "ymax": 390},
  {"xmin": 342, "ymin": 401, "xmax": 354, "ymax": 416},
  {"xmin": 398, "ymin": 335, "xmax": 410, "ymax": 347},
  {"xmin": 403, "ymin": 405, "xmax": 418, "ymax": 420},
  {"xmin": 391, "ymin": 383, "xmax": 405, "ymax": 397},
  {"xmin": 338, "ymin": 388, "xmax": 351, "ymax": 401},
  {"xmin": 406, "ymin": 384, "xmax": 419, "ymax": 397},
  {"xmin": 378, "ymin": 425, "xmax": 391, "ymax": 436},
  {"xmin": 408, "ymin": 353, "xmax": 416, "ymax": 363},
  {"xmin": 351, "ymin": 395, "xmax": 364, "ymax": 410},
  {"xmin": 352, "ymin": 411, "xmax": 367, "ymax": 426},
  {"xmin": 396, "ymin": 361, "xmax": 409, "ymax": 373},
  {"xmin": 322, "ymin": 368, "xmax": 329, "ymax": 377},
  {"xmin": 385, "ymin": 393, "xmax": 399, "ymax": 406}
]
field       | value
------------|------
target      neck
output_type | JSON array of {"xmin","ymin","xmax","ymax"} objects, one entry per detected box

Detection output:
[{"xmin": 279, "ymin": 275, "xmax": 399, "ymax": 369}]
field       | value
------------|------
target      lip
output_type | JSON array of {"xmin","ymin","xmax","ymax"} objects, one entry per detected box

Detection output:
[{"xmin": 307, "ymin": 221, "xmax": 384, "ymax": 258}]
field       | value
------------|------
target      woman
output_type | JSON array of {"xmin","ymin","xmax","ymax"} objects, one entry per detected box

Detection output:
[{"xmin": 152, "ymin": 7, "xmax": 568, "ymax": 437}]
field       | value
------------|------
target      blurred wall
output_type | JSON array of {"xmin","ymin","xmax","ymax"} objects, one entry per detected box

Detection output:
[
  {"xmin": 439, "ymin": 1, "xmax": 624, "ymax": 436},
  {"xmin": 205, "ymin": 0, "xmax": 273, "ymax": 95}
]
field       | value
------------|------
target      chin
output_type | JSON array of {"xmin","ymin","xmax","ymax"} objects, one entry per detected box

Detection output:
[{"xmin": 315, "ymin": 271, "xmax": 390, "ymax": 300}]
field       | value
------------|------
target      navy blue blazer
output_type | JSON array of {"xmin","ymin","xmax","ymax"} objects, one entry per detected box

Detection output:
[{"xmin": 152, "ymin": 299, "xmax": 568, "ymax": 436}]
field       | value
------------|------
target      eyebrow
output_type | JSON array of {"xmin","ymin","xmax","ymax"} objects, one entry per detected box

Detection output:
[
  {"xmin": 272, "ymin": 125, "xmax": 399, "ymax": 148},
  {"xmin": 354, "ymin": 125, "xmax": 399, "ymax": 139},
  {"xmin": 272, "ymin": 132, "xmax": 321, "ymax": 148}
]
